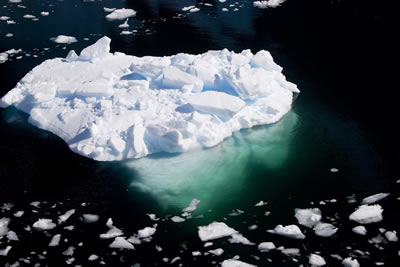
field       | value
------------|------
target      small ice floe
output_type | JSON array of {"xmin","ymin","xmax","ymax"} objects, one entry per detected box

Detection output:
[
  {"xmin": 352, "ymin": 226, "xmax": 367, "ymax": 235},
  {"xmin": 228, "ymin": 209, "xmax": 244, "ymax": 216},
  {"xmin": 118, "ymin": 19, "xmax": 129, "ymax": 28},
  {"xmin": 171, "ymin": 216, "xmax": 185, "ymax": 223},
  {"xmin": 23, "ymin": 14, "xmax": 36, "ymax": 19},
  {"xmin": 255, "ymin": 200, "xmax": 267, "ymax": 207},
  {"xmin": 182, "ymin": 6, "xmax": 195, "ymax": 12},
  {"xmin": 120, "ymin": 31, "xmax": 133, "ymax": 35},
  {"xmin": 192, "ymin": 251, "xmax": 201, "ymax": 256},
  {"xmin": 155, "ymin": 245, "xmax": 162, "ymax": 251},
  {"xmin": 221, "ymin": 8, "xmax": 229, "ymax": 12},
  {"xmin": 9, "ymin": 0, "xmax": 22, "ymax": 3},
  {"xmin": 0, "ymin": 16, "xmax": 10, "ymax": 21},
  {"xmin": 258, "ymin": 242, "xmax": 275, "ymax": 252},
  {"xmin": 349, "ymin": 205, "xmax": 383, "ymax": 224},
  {"xmin": 0, "ymin": 218, "xmax": 11, "ymax": 236},
  {"xmin": 342, "ymin": 257, "xmax": 360, "ymax": 267},
  {"xmin": 253, "ymin": 0, "xmax": 286, "ymax": 9},
  {"xmin": 330, "ymin": 168, "xmax": 339, "ymax": 173},
  {"xmin": 106, "ymin": 8, "xmax": 136, "ymax": 21},
  {"xmin": 127, "ymin": 236, "xmax": 141, "ymax": 245},
  {"xmin": 221, "ymin": 259, "xmax": 256, "ymax": 267},
  {"xmin": 100, "ymin": 218, "xmax": 123, "ymax": 239},
  {"xmin": 51, "ymin": 35, "xmax": 77, "ymax": 44},
  {"xmin": 41, "ymin": 11, "xmax": 49, "ymax": 16},
  {"xmin": 361, "ymin": 193, "xmax": 390, "ymax": 205},
  {"xmin": 49, "ymin": 234, "xmax": 61, "ymax": 246},
  {"xmin": 82, "ymin": 214, "xmax": 99, "ymax": 223},
  {"xmin": 309, "ymin": 253, "xmax": 326, "ymax": 266},
  {"xmin": 313, "ymin": 222, "xmax": 338, "ymax": 237},
  {"xmin": 33, "ymin": 219, "xmax": 56, "ymax": 230},
  {"xmin": 5, "ymin": 33, "xmax": 13, "ymax": 38},
  {"xmin": 209, "ymin": 248, "xmax": 224, "ymax": 256},
  {"xmin": 264, "ymin": 211, "xmax": 271, "ymax": 216},
  {"xmin": 58, "ymin": 209, "xmax": 75, "ymax": 223},
  {"xmin": 109, "ymin": 237, "xmax": 135, "ymax": 250},
  {"xmin": 13, "ymin": 211, "xmax": 24, "ymax": 217},
  {"xmin": 30, "ymin": 201, "xmax": 41, "ymax": 208},
  {"xmin": 219, "ymin": 0, "xmax": 226, "ymax": 3},
  {"xmin": 171, "ymin": 257, "xmax": 181, "ymax": 263},
  {"xmin": 64, "ymin": 225, "xmax": 74, "ymax": 231},
  {"xmin": 7, "ymin": 20, "xmax": 16, "ymax": 24},
  {"xmin": 385, "ymin": 231, "xmax": 398, "ymax": 242},
  {"xmin": 281, "ymin": 248, "xmax": 300, "ymax": 256},
  {"xmin": 88, "ymin": 254, "xmax": 99, "ymax": 261},
  {"xmin": 0, "ymin": 246, "xmax": 12, "ymax": 256},
  {"xmin": 190, "ymin": 7, "xmax": 200, "ymax": 13},
  {"xmin": 228, "ymin": 233, "xmax": 254, "ymax": 245},
  {"xmin": 248, "ymin": 225, "xmax": 258, "ymax": 230},
  {"xmin": 62, "ymin": 246, "xmax": 75, "ymax": 256},
  {"xmin": 204, "ymin": 242, "xmax": 213, "ymax": 247},
  {"xmin": 137, "ymin": 227, "xmax": 156, "ymax": 239},
  {"xmin": 295, "ymin": 208, "xmax": 322, "ymax": 228},
  {"xmin": 267, "ymin": 225, "xmax": 305, "ymax": 239},
  {"xmin": 183, "ymin": 198, "xmax": 200, "ymax": 213},
  {"xmin": 147, "ymin": 214, "xmax": 159, "ymax": 221},
  {"xmin": 104, "ymin": 7, "xmax": 116, "ymax": 13},
  {"xmin": 198, "ymin": 222, "xmax": 238, "ymax": 242},
  {"xmin": 7, "ymin": 231, "xmax": 18, "ymax": 241},
  {"xmin": 346, "ymin": 194, "xmax": 357, "ymax": 204}
]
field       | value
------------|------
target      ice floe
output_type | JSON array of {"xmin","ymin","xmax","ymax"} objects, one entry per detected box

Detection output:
[
  {"xmin": 0, "ymin": 37, "xmax": 298, "ymax": 161},
  {"xmin": 295, "ymin": 208, "xmax": 321, "ymax": 228},
  {"xmin": 105, "ymin": 8, "xmax": 136, "ymax": 21},
  {"xmin": 342, "ymin": 257, "xmax": 360, "ymax": 267},
  {"xmin": 253, "ymin": 0, "xmax": 286, "ymax": 9},
  {"xmin": 109, "ymin": 236, "xmax": 135, "ymax": 249},
  {"xmin": 349, "ymin": 204, "xmax": 383, "ymax": 224},
  {"xmin": 309, "ymin": 253, "xmax": 326, "ymax": 266},
  {"xmin": 267, "ymin": 224, "xmax": 305, "ymax": 239},
  {"xmin": 198, "ymin": 222, "xmax": 238, "ymax": 241},
  {"xmin": 352, "ymin": 225, "xmax": 367, "ymax": 235},
  {"xmin": 361, "ymin": 193, "xmax": 390, "ymax": 205},
  {"xmin": 32, "ymin": 218, "xmax": 56, "ymax": 230},
  {"xmin": 51, "ymin": 35, "xmax": 78, "ymax": 44},
  {"xmin": 221, "ymin": 259, "xmax": 256, "ymax": 267},
  {"xmin": 313, "ymin": 222, "xmax": 338, "ymax": 237},
  {"xmin": 257, "ymin": 242, "xmax": 275, "ymax": 252},
  {"xmin": 49, "ymin": 234, "xmax": 61, "ymax": 246}
]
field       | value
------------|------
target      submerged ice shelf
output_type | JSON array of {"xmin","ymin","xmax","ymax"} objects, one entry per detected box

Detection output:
[{"xmin": 0, "ymin": 37, "xmax": 299, "ymax": 161}]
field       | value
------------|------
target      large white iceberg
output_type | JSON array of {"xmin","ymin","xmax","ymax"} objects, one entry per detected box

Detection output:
[{"xmin": 0, "ymin": 37, "xmax": 299, "ymax": 161}]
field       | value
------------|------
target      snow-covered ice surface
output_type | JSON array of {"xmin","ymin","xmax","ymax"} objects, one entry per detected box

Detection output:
[
  {"xmin": 349, "ymin": 204, "xmax": 383, "ymax": 224},
  {"xmin": 0, "ymin": 37, "xmax": 299, "ymax": 161}
]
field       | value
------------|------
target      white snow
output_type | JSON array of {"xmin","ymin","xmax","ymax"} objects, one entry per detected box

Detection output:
[
  {"xmin": 295, "ymin": 208, "xmax": 322, "ymax": 228},
  {"xmin": 104, "ymin": 7, "xmax": 116, "ymax": 13},
  {"xmin": 221, "ymin": 259, "xmax": 256, "ymax": 267},
  {"xmin": 352, "ymin": 226, "xmax": 367, "ymax": 235},
  {"xmin": 109, "ymin": 237, "xmax": 135, "ymax": 249},
  {"xmin": 258, "ymin": 242, "xmax": 275, "ymax": 251},
  {"xmin": 267, "ymin": 224, "xmax": 306, "ymax": 239},
  {"xmin": 105, "ymin": 8, "xmax": 136, "ymax": 21},
  {"xmin": 0, "ymin": 37, "xmax": 298, "ymax": 161},
  {"xmin": 49, "ymin": 234, "xmax": 61, "ymax": 246},
  {"xmin": 349, "ymin": 204, "xmax": 383, "ymax": 224},
  {"xmin": 361, "ymin": 193, "xmax": 390, "ymax": 205},
  {"xmin": 82, "ymin": 214, "xmax": 99, "ymax": 223},
  {"xmin": 198, "ymin": 222, "xmax": 238, "ymax": 241},
  {"xmin": 32, "ymin": 219, "xmax": 56, "ymax": 230},
  {"xmin": 51, "ymin": 35, "xmax": 77, "ymax": 44},
  {"xmin": 118, "ymin": 19, "xmax": 129, "ymax": 28},
  {"xmin": 313, "ymin": 222, "xmax": 338, "ymax": 237},
  {"xmin": 342, "ymin": 257, "xmax": 360, "ymax": 267},
  {"xmin": 137, "ymin": 227, "xmax": 156, "ymax": 238},
  {"xmin": 253, "ymin": 0, "xmax": 286, "ymax": 9},
  {"xmin": 309, "ymin": 253, "xmax": 326, "ymax": 266}
]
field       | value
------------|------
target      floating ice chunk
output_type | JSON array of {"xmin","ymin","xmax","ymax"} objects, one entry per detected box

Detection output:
[
  {"xmin": 82, "ymin": 214, "xmax": 99, "ymax": 223},
  {"xmin": 190, "ymin": 8, "xmax": 200, "ymax": 13},
  {"xmin": 192, "ymin": 251, "xmax": 201, "ymax": 256},
  {"xmin": 268, "ymin": 224, "xmax": 305, "ymax": 239},
  {"xmin": 0, "ymin": 16, "xmax": 10, "ymax": 20},
  {"xmin": 63, "ymin": 246, "xmax": 75, "ymax": 256},
  {"xmin": 7, "ymin": 20, "xmax": 16, "ymax": 24},
  {"xmin": 0, "ymin": 218, "xmax": 11, "ymax": 236},
  {"xmin": 198, "ymin": 222, "xmax": 238, "ymax": 241},
  {"xmin": 253, "ymin": 0, "xmax": 286, "ymax": 9},
  {"xmin": 171, "ymin": 216, "xmax": 185, "ymax": 223},
  {"xmin": 104, "ymin": 7, "xmax": 116, "ymax": 13},
  {"xmin": 219, "ymin": 0, "xmax": 226, "ymax": 3},
  {"xmin": 41, "ymin": 11, "xmax": 49, "ymax": 16},
  {"xmin": 49, "ymin": 234, "xmax": 61, "ymax": 246},
  {"xmin": 121, "ymin": 30, "xmax": 133, "ymax": 35},
  {"xmin": 209, "ymin": 248, "xmax": 224, "ymax": 256},
  {"xmin": 51, "ymin": 35, "xmax": 77, "ymax": 44},
  {"xmin": 182, "ymin": 6, "xmax": 195, "ymax": 11},
  {"xmin": 118, "ymin": 19, "xmax": 129, "ymax": 28},
  {"xmin": 349, "ymin": 205, "xmax": 383, "ymax": 224},
  {"xmin": 137, "ymin": 227, "xmax": 156, "ymax": 239},
  {"xmin": 221, "ymin": 259, "xmax": 256, "ymax": 267},
  {"xmin": 229, "ymin": 233, "xmax": 254, "ymax": 245},
  {"xmin": 282, "ymin": 248, "xmax": 300, "ymax": 256},
  {"xmin": 5, "ymin": 33, "xmax": 13, "ymax": 37},
  {"xmin": 88, "ymin": 254, "xmax": 99, "ymax": 261},
  {"xmin": 342, "ymin": 257, "xmax": 360, "ymax": 267},
  {"xmin": 361, "ymin": 193, "xmax": 390, "ymax": 205},
  {"xmin": 58, "ymin": 209, "xmax": 75, "ymax": 223},
  {"xmin": 147, "ymin": 214, "xmax": 160, "ymax": 221},
  {"xmin": 313, "ymin": 222, "xmax": 338, "ymax": 237},
  {"xmin": 23, "ymin": 14, "xmax": 36, "ymax": 19},
  {"xmin": 127, "ymin": 236, "xmax": 141, "ymax": 244},
  {"xmin": 7, "ymin": 231, "xmax": 18, "ymax": 241},
  {"xmin": 30, "ymin": 201, "xmax": 41, "ymax": 208},
  {"xmin": 162, "ymin": 66, "xmax": 203, "ymax": 92},
  {"xmin": 33, "ymin": 219, "xmax": 56, "ymax": 230},
  {"xmin": 309, "ymin": 254, "xmax": 326, "ymax": 266},
  {"xmin": 100, "ymin": 227, "xmax": 123, "ymax": 239},
  {"xmin": 110, "ymin": 237, "xmax": 135, "ymax": 250},
  {"xmin": 295, "ymin": 208, "xmax": 322, "ymax": 228},
  {"xmin": 182, "ymin": 198, "xmax": 200, "ymax": 213},
  {"xmin": 106, "ymin": 8, "xmax": 136, "ymax": 21},
  {"xmin": 385, "ymin": 231, "xmax": 398, "ymax": 242},
  {"xmin": 0, "ymin": 246, "xmax": 12, "ymax": 256},
  {"xmin": 330, "ymin": 168, "xmax": 339, "ymax": 173},
  {"xmin": 258, "ymin": 242, "xmax": 275, "ymax": 252},
  {"xmin": 255, "ymin": 200, "xmax": 267, "ymax": 206},
  {"xmin": 352, "ymin": 226, "xmax": 367, "ymax": 235}
]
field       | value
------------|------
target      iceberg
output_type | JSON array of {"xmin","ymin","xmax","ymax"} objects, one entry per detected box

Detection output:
[{"xmin": 0, "ymin": 37, "xmax": 298, "ymax": 161}]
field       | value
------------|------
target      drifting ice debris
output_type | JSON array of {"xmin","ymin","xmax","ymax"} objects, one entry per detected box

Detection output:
[
  {"xmin": 313, "ymin": 222, "xmax": 338, "ymax": 237},
  {"xmin": 192, "ymin": 251, "xmax": 201, "ymax": 256},
  {"xmin": 255, "ymin": 200, "xmax": 267, "ymax": 207},
  {"xmin": 49, "ymin": 234, "xmax": 61, "ymax": 246},
  {"xmin": 88, "ymin": 254, "xmax": 99, "ymax": 261},
  {"xmin": 258, "ymin": 242, "xmax": 276, "ymax": 252},
  {"xmin": 51, "ymin": 35, "xmax": 77, "ymax": 44},
  {"xmin": 63, "ymin": 246, "xmax": 75, "ymax": 256},
  {"xmin": 330, "ymin": 168, "xmax": 339, "ymax": 173},
  {"xmin": 13, "ymin": 211, "xmax": 24, "ymax": 217},
  {"xmin": 105, "ymin": 8, "xmax": 136, "ymax": 20},
  {"xmin": 182, "ymin": 198, "xmax": 200, "ymax": 213},
  {"xmin": 267, "ymin": 225, "xmax": 306, "ymax": 239},
  {"xmin": 228, "ymin": 233, "xmax": 255, "ymax": 245},
  {"xmin": 198, "ymin": 222, "xmax": 238, "ymax": 241},
  {"xmin": 209, "ymin": 248, "xmax": 224, "ymax": 256},
  {"xmin": 0, "ymin": 217, "xmax": 11, "ymax": 236},
  {"xmin": 7, "ymin": 231, "xmax": 19, "ymax": 241},
  {"xmin": 0, "ymin": 37, "xmax": 298, "ymax": 161},
  {"xmin": 33, "ymin": 219, "xmax": 56, "ymax": 230},
  {"xmin": 342, "ymin": 257, "xmax": 360, "ymax": 267},
  {"xmin": 147, "ymin": 214, "xmax": 160, "ymax": 221},
  {"xmin": 58, "ymin": 209, "xmax": 75, "ymax": 223},
  {"xmin": 41, "ymin": 11, "xmax": 49, "ymax": 16},
  {"xmin": 104, "ymin": 7, "xmax": 116, "ymax": 13},
  {"xmin": 253, "ymin": 0, "xmax": 286, "ymax": 9},
  {"xmin": 82, "ymin": 214, "xmax": 99, "ymax": 223},
  {"xmin": 309, "ymin": 253, "xmax": 326, "ymax": 266},
  {"xmin": 281, "ymin": 248, "xmax": 300, "ymax": 256},
  {"xmin": 0, "ymin": 246, "xmax": 12, "ymax": 256},
  {"xmin": 352, "ymin": 226, "xmax": 367, "ymax": 235},
  {"xmin": 349, "ymin": 204, "xmax": 383, "ymax": 224},
  {"xmin": 127, "ymin": 236, "xmax": 141, "ymax": 245},
  {"xmin": 361, "ymin": 193, "xmax": 390, "ymax": 205},
  {"xmin": 30, "ymin": 201, "xmax": 41, "ymax": 208},
  {"xmin": 182, "ymin": 6, "xmax": 195, "ymax": 12},
  {"xmin": 171, "ymin": 216, "xmax": 185, "ymax": 223},
  {"xmin": 385, "ymin": 231, "xmax": 398, "ymax": 242},
  {"xmin": 137, "ymin": 227, "xmax": 156, "ymax": 239},
  {"xmin": 221, "ymin": 259, "xmax": 256, "ymax": 267},
  {"xmin": 110, "ymin": 237, "xmax": 135, "ymax": 250},
  {"xmin": 295, "ymin": 208, "xmax": 322, "ymax": 228}
]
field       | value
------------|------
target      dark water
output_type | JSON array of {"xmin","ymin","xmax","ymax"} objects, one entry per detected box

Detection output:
[{"xmin": 0, "ymin": 0, "xmax": 399, "ymax": 266}]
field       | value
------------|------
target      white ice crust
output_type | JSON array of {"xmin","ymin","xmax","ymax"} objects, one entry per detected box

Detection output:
[{"xmin": 0, "ymin": 37, "xmax": 299, "ymax": 161}]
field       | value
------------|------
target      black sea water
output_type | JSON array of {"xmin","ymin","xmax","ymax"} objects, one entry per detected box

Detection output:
[{"xmin": 0, "ymin": 0, "xmax": 399, "ymax": 266}]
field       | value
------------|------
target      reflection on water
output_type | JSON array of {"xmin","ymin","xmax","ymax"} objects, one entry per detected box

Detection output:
[{"xmin": 126, "ymin": 111, "xmax": 298, "ymax": 211}]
